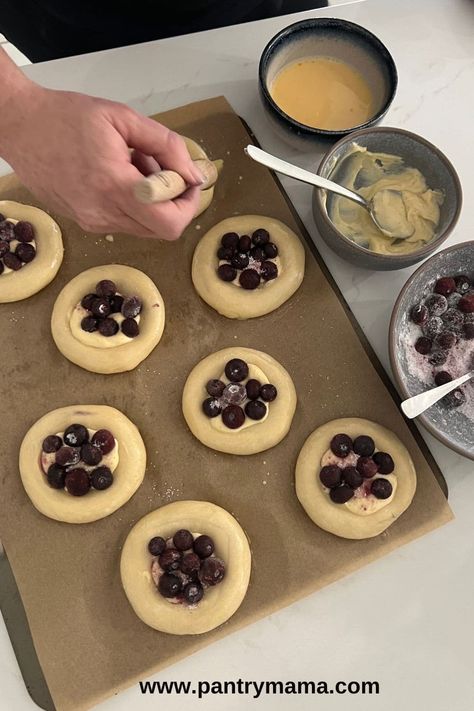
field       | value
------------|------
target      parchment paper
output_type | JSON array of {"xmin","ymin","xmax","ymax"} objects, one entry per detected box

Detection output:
[{"xmin": 0, "ymin": 96, "xmax": 453, "ymax": 711}]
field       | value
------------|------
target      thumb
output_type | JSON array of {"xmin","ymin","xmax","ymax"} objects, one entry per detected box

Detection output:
[{"xmin": 112, "ymin": 107, "xmax": 204, "ymax": 186}]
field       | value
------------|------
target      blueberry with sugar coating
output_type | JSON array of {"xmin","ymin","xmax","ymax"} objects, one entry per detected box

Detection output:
[
  {"xmin": 330, "ymin": 433, "xmax": 353, "ymax": 458},
  {"xmin": 158, "ymin": 573, "xmax": 182, "ymax": 598}
]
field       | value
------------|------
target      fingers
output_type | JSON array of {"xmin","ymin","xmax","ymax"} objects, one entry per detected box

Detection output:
[
  {"xmin": 111, "ymin": 107, "xmax": 204, "ymax": 187},
  {"xmin": 131, "ymin": 149, "xmax": 160, "ymax": 177}
]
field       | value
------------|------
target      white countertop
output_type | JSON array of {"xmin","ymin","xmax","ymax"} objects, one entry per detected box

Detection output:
[{"xmin": 1, "ymin": 0, "xmax": 473, "ymax": 709}]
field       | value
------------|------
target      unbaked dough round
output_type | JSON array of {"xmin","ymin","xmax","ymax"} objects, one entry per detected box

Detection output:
[
  {"xmin": 120, "ymin": 500, "xmax": 251, "ymax": 635},
  {"xmin": 19, "ymin": 404, "xmax": 146, "ymax": 524},
  {"xmin": 51, "ymin": 264, "xmax": 165, "ymax": 374},
  {"xmin": 183, "ymin": 137, "xmax": 217, "ymax": 218},
  {"xmin": 182, "ymin": 347, "xmax": 297, "ymax": 455},
  {"xmin": 191, "ymin": 215, "xmax": 305, "ymax": 319},
  {"xmin": 0, "ymin": 200, "xmax": 63, "ymax": 303},
  {"xmin": 295, "ymin": 418, "xmax": 417, "ymax": 539}
]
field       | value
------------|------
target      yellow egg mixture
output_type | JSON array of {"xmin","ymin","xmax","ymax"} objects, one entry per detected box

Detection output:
[{"xmin": 270, "ymin": 56, "xmax": 374, "ymax": 131}]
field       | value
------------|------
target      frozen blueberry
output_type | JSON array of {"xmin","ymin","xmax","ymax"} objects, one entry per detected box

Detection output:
[
  {"xmin": 429, "ymin": 350, "xmax": 448, "ymax": 366},
  {"xmin": 264, "ymin": 242, "xmax": 278, "ymax": 259},
  {"xmin": 193, "ymin": 535, "xmax": 214, "ymax": 559},
  {"xmin": 81, "ymin": 293, "xmax": 97, "ymax": 311},
  {"xmin": 459, "ymin": 294, "xmax": 474, "ymax": 313},
  {"xmin": 434, "ymin": 277, "xmax": 456, "ymax": 297},
  {"xmin": 202, "ymin": 398, "xmax": 222, "ymax": 418},
  {"xmin": 353, "ymin": 435, "xmax": 375, "ymax": 457},
  {"xmin": 443, "ymin": 388, "xmax": 466, "ymax": 409},
  {"xmin": 206, "ymin": 379, "xmax": 225, "ymax": 398},
  {"xmin": 217, "ymin": 264, "xmax": 237, "ymax": 282},
  {"xmin": 148, "ymin": 536, "xmax": 166, "ymax": 556},
  {"xmin": 454, "ymin": 275, "xmax": 471, "ymax": 294},
  {"xmin": 47, "ymin": 464, "xmax": 66, "ymax": 489},
  {"xmin": 319, "ymin": 465, "xmax": 342, "ymax": 488},
  {"xmin": 410, "ymin": 303, "xmax": 429, "ymax": 325},
  {"xmin": 372, "ymin": 452, "xmax": 395, "ymax": 475},
  {"xmin": 423, "ymin": 316, "xmax": 444, "ymax": 339},
  {"xmin": 183, "ymin": 581, "xmax": 204, "ymax": 605},
  {"xmin": 64, "ymin": 424, "xmax": 89, "ymax": 447},
  {"xmin": 65, "ymin": 468, "xmax": 91, "ymax": 496},
  {"xmin": 414, "ymin": 336, "xmax": 432, "ymax": 355},
  {"xmin": 330, "ymin": 433, "xmax": 353, "ymax": 458},
  {"xmin": 173, "ymin": 529, "xmax": 194, "ymax": 551},
  {"xmin": 225, "ymin": 358, "xmax": 249, "ymax": 382},
  {"xmin": 442, "ymin": 308, "xmax": 464, "ymax": 332},
  {"xmin": 435, "ymin": 330, "xmax": 457, "ymax": 350},
  {"xmin": 371, "ymin": 478, "xmax": 393, "ymax": 499},
  {"xmin": 329, "ymin": 485, "xmax": 354, "ymax": 504},
  {"xmin": 221, "ymin": 383, "xmax": 247, "ymax": 406},
  {"xmin": 342, "ymin": 466, "xmax": 363, "ymax": 489},
  {"xmin": 425, "ymin": 294, "xmax": 448, "ymax": 317},
  {"xmin": 122, "ymin": 296, "xmax": 142, "ymax": 318},
  {"xmin": 158, "ymin": 573, "xmax": 182, "ymax": 598},
  {"xmin": 91, "ymin": 466, "xmax": 113, "ymax": 490}
]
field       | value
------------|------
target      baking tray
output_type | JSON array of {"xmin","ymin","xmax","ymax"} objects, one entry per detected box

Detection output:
[{"xmin": 0, "ymin": 96, "xmax": 452, "ymax": 711}]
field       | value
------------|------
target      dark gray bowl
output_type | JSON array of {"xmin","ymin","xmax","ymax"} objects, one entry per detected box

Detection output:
[
  {"xmin": 312, "ymin": 127, "xmax": 462, "ymax": 271},
  {"xmin": 390, "ymin": 241, "xmax": 474, "ymax": 459},
  {"xmin": 259, "ymin": 18, "xmax": 397, "ymax": 149}
]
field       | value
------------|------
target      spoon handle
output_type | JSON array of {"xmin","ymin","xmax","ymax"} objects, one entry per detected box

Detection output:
[
  {"xmin": 245, "ymin": 145, "xmax": 367, "ymax": 207},
  {"xmin": 401, "ymin": 371, "xmax": 474, "ymax": 419}
]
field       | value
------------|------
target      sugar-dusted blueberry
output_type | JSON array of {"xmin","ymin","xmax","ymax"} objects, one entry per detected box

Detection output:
[
  {"xmin": 442, "ymin": 308, "xmax": 464, "ymax": 332},
  {"xmin": 459, "ymin": 294, "xmax": 474, "ymax": 313},
  {"xmin": 435, "ymin": 330, "xmax": 457, "ymax": 350},
  {"xmin": 109, "ymin": 294, "xmax": 124, "ymax": 313},
  {"xmin": 206, "ymin": 379, "xmax": 225, "ymax": 398},
  {"xmin": 245, "ymin": 400, "xmax": 267, "ymax": 420},
  {"xmin": 371, "ymin": 478, "xmax": 393, "ymax": 499},
  {"xmin": 231, "ymin": 252, "xmax": 249, "ymax": 270},
  {"xmin": 454, "ymin": 275, "xmax": 471, "ymax": 294},
  {"xmin": 180, "ymin": 552, "xmax": 201, "ymax": 576},
  {"xmin": 239, "ymin": 235, "xmax": 252, "ymax": 252},
  {"xmin": 15, "ymin": 242, "xmax": 36, "ymax": 263},
  {"xmin": 202, "ymin": 397, "xmax": 222, "ymax": 418},
  {"xmin": 81, "ymin": 293, "xmax": 97, "ymax": 311},
  {"xmin": 250, "ymin": 246, "xmax": 265, "ymax": 262},
  {"xmin": 121, "ymin": 318, "xmax": 139, "ymax": 338},
  {"xmin": 98, "ymin": 318, "xmax": 119, "ymax": 337},
  {"xmin": 91, "ymin": 466, "xmax": 113, "ymax": 490},
  {"xmin": 245, "ymin": 379, "xmax": 261, "ymax": 400},
  {"xmin": 264, "ymin": 242, "xmax": 278, "ymax": 259},
  {"xmin": 148, "ymin": 536, "xmax": 166, "ymax": 556},
  {"xmin": 423, "ymin": 316, "xmax": 444, "ymax": 339},
  {"xmin": 56, "ymin": 446, "xmax": 81, "ymax": 467},
  {"xmin": 91, "ymin": 297, "xmax": 111, "ymax": 318},
  {"xmin": 434, "ymin": 277, "xmax": 456, "ymax": 297},
  {"xmin": 122, "ymin": 296, "xmax": 142, "ymax": 318},
  {"xmin": 91, "ymin": 429, "xmax": 115, "ymax": 454},
  {"xmin": 3, "ymin": 252, "xmax": 22, "ymax": 271},
  {"xmin": 356, "ymin": 456, "xmax": 379, "ymax": 479},
  {"xmin": 199, "ymin": 557, "xmax": 225, "ymax": 586},
  {"xmin": 443, "ymin": 388, "xmax": 466, "ymax": 408},
  {"xmin": 252, "ymin": 228, "xmax": 270, "ymax": 246},
  {"xmin": 183, "ymin": 581, "xmax": 204, "ymax": 605},
  {"xmin": 95, "ymin": 279, "xmax": 116, "ymax": 297},
  {"xmin": 158, "ymin": 572, "xmax": 182, "ymax": 598},
  {"xmin": 217, "ymin": 263, "xmax": 237, "ymax": 282},
  {"xmin": 81, "ymin": 316, "xmax": 98, "ymax": 333},
  {"xmin": 222, "ymin": 404, "xmax": 245, "ymax": 429},
  {"xmin": 410, "ymin": 303, "xmax": 429, "ymax": 325},
  {"xmin": 330, "ymin": 433, "xmax": 353, "ymax": 458},
  {"xmin": 0, "ymin": 220, "xmax": 14, "ymax": 242},
  {"xmin": 239, "ymin": 268, "xmax": 260, "ymax": 290},
  {"xmin": 463, "ymin": 323, "xmax": 474, "ymax": 340},
  {"xmin": 47, "ymin": 464, "xmax": 66, "ymax": 489},
  {"xmin": 0, "ymin": 240, "xmax": 9, "ymax": 257},
  {"xmin": 14, "ymin": 220, "xmax": 35, "ymax": 242},
  {"xmin": 64, "ymin": 424, "xmax": 89, "ymax": 447},
  {"xmin": 221, "ymin": 232, "xmax": 239, "ymax": 249},
  {"xmin": 217, "ymin": 245, "xmax": 234, "ymax": 261},
  {"xmin": 221, "ymin": 383, "xmax": 247, "ymax": 406},
  {"xmin": 173, "ymin": 529, "xmax": 194, "ymax": 551},
  {"xmin": 447, "ymin": 292, "xmax": 462, "ymax": 309},
  {"xmin": 159, "ymin": 548, "xmax": 182, "ymax": 571},
  {"xmin": 353, "ymin": 435, "xmax": 375, "ymax": 457},
  {"xmin": 434, "ymin": 371, "xmax": 452, "ymax": 386},
  {"xmin": 429, "ymin": 350, "xmax": 448, "ymax": 366},
  {"xmin": 42, "ymin": 434, "xmax": 63, "ymax": 453},
  {"xmin": 329, "ymin": 485, "xmax": 354, "ymax": 503},
  {"xmin": 319, "ymin": 464, "xmax": 342, "ymax": 488},
  {"xmin": 372, "ymin": 452, "xmax": 394, "ymax": 475},
  {"xmin": 225, "ymin": 358, "xmax": 249, "ymax": 382},
  {"xmin": 260, "ymin": 383, "xmax": 277, "ymax": 402},
  {"xmin": 414, "ymin": 336, "xmax": 432, "ymax": 355},
  {"xmin": 65, "ymin": 468, "xmax": 91, "ymax": 496},
  {"xmin": 261, "ymin": 261, "xmax": 278, "ymax": 281},
  {"xmin": 194, "ymin": 534, "xmax": 215, "ymax": 559},
  {"xmin": 81, "ymin": 442, "xmax": 102, "ymax": 465},
  {"xmin": 426, "ymin": 294, "xmax": 448, "ymax": 316},
  {"xmin": 342, "ymin": 466, "xmax": 363, "ymax": 489}
]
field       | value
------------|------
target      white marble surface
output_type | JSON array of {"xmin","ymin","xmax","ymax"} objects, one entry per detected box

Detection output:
[{"xmin": 1, "ymin": 0, "xmax": 473, "ymax": 708}]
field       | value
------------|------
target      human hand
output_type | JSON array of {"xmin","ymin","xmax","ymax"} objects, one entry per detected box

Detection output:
[{"xmin": 0, "ymin": 83, "xmax": 203, "ymax": 238}]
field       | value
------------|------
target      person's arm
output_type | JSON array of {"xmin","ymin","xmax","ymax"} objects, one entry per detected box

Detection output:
[{"xmin": 0, "ymin": 48, "xmax": 203, "ymax": 238}]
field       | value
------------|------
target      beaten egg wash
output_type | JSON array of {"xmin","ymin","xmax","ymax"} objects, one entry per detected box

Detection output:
[{"xmin": 270, "ymin": 56, "xmax": 374, "ymax": 131}]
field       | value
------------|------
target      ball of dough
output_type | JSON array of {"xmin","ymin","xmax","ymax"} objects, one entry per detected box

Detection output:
[
  {"xmin": 0, "ymin": 200, "xmax": 63, "ymax": 303},
  {"xmin": 120, "ymin": 500, "xmax": 251, "ymax": 635},
  {"xmin": 19, "ymin": 404, "xmax": 146, "ymax": 524},
  {"xmin": 192, "ymin": 215, "xmax": 305, "ymax": 319},
  {"xmin": 182, "ymin": 347, "xmax": 297, "ymax": 455},
  {"xmin": 295, "ymin": 418, "xmax": 417, "ymax": 539},
  {"xmin": 51, "ymin": 264, "xmax": 165, "ymax": 374}
]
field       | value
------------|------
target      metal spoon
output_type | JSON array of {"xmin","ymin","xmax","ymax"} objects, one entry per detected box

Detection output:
[
  {"xmin": 245, "ymin": 145, "xmax": 414, "ymax": 240},
  {"xmin": 401, "ymin": 371, "xmax": 473, "ymax": 419}
]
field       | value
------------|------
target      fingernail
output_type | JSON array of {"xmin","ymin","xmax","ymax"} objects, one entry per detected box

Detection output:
[{"xmin": 191, "ymin": 167, "xmax": 205, "ymax": 185}]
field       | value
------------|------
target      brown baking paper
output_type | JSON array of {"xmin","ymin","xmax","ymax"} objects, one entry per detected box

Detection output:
[{"xmin": 0, "ymin": 96, "xmax": 453, "ymax": 711}]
